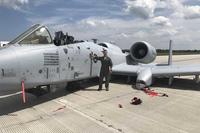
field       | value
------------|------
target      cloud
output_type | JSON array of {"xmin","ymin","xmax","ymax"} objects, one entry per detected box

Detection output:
[
  {"xmin": 183, "ymin": 5, "xmax": 200, "ymax": 19},
  {"xmin": 163, "ymin": 0, "xmax": 200, "ymax": 19},
  {"xmin": 79, "ymin": 18, "xmax": 107, "ymax": 27},
  {"xmin": 124, "ymin": 0, "xmax": 200, "ymax": 20},
  {"xmin": 27, "ymin": 16, "xmax": 67, "ymax": 25},
  {"xmin": 32, "ymin": 0, "xmax": 55, "ymax": 7},
  {"xmin": 151, "ymin": 16, "xmax": 172, "ymax": 26},
  {"xmin": 125, "ymin": 0, "xmax": 157, "ymax": 18},
  {"xmin": 47, "ymin": 17, "xmax": 180, "ymax": 49},
  {"xmin": 0, "ymin": 0, "xmax": 28, "ymax": 10},
  {"xmin": 0, "ymin": 0, "xmax": 55, "ymax": 10},
  {"xmin": 4, "ymin": 0, "xmax": 199, "ymax": 50}
]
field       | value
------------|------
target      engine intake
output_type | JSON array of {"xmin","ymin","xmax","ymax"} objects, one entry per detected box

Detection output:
[{"xmin": 130, "ymin": 41, "xmax": 157, "ymax": 64}]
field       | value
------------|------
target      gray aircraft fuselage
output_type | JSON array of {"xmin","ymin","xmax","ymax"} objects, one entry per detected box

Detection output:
[
  {"xmin": 0, "ymin": 25, "xmax": 125, "ymax": 94},
  {"xmin": 3, "ymin": 24, "xmax": 198, "ymax": 96}
]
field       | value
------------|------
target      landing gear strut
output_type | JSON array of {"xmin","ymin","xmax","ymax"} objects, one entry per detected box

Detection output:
[{"xmin": 168, "ymin": 76, "xmax": 174, "ymax": 86}]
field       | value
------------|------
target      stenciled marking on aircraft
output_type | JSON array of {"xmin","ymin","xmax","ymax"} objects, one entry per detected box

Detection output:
[
  {"xmin": 93, "ymin": 53, "xmax": 98, "ymax": 63},
  {"xmin": 38, "ymin": 69, "xmax": 43, "ymax": 74},
  {"xmin": 74, "ymin": 72, "xmax": 84, "ymax": 78},
  {"xmin": 63, "ymin": 48, "xmax": 68, "ymax": 54},
  {"xmin": 46, "ymin": 67, "xmax": 49, "ymax": 79},
  {"xmin": 1, "ymin": 69, "xmax": 16, "ymax": 77},
  {"xmin": 43, "ymin": 51, "xmax": 59, "ymax": 66},
  {"xmin": 68, "ymin": 63, "xmax": 71, "ymax": 69},
  {"xmin": 71, "ymin": 66, "xmax": 74, "ymax": 71},
  {"xmin": 56, "ymin": 67, "xmax": 59, "ymax": 73}
]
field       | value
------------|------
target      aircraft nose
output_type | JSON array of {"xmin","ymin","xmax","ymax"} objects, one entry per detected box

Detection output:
[{"xmin": 0, "ymin": 46, "xmax": 21, "ymax": 91}]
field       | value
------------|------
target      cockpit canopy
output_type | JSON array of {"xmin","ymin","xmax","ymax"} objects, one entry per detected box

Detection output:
[
  {"xmin": 9, "ymin": 24, "xmax": 52, "ymax": 45},
  {"xmin": 9, "ymin": 24, "xmax": 83, "ymax": 46}
]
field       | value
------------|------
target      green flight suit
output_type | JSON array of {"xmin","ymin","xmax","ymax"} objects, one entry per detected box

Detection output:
[{"xmin": 95, "ymin": 56, "xmax": 113, "ymax": 90}]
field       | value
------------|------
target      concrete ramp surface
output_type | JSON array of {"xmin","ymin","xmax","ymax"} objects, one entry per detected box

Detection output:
[{"xmin": 0, "ymin": 55, "xmax": 200, "ymax": 133}]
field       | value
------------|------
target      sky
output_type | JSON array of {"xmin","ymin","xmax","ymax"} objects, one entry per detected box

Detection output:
[{"xmin": 0, "ymin": 0, "xmax": 200, "ymax": 50}]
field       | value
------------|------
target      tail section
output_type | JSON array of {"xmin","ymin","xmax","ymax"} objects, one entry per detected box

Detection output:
[
  {"xmin": 168, "ymin": 40, "xmax": 173, "ymax": 65},
  {"xmin": 168, "ymin": 40, "xmax": 173, "ymax": 86}
]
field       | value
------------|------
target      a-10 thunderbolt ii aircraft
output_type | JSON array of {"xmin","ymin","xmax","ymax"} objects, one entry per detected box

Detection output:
[{"xmin": 1, "ymin": 24, "xmax": 200, "ymax": 98}]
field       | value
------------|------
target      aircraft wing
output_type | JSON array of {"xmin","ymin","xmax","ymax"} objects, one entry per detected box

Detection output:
[
  {"xmin": 152, "ymin": 65, "xmax": 200, "ymax": 77},
  {"xmin": 112, "ymin": 63, "xmax": 200, "ymax": 77},
  {"xmin": 112, "ymin": 63, "xmax": 140, "ymax": 76}
]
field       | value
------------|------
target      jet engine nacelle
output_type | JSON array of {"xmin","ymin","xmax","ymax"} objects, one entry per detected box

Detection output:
[{"xmin": 130, "ymin": 41, "xmax": 157, "ymax": 64}]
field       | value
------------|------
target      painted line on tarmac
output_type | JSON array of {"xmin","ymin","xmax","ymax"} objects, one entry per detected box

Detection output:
[{"xmin": 0, "ymin": 92, "xmax": 21, "ymax": 99}]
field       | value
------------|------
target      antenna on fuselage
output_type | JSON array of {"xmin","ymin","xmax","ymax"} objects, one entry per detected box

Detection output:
[{"xmin": 92, "ymin": 39, "xmax": 98, "ymax": 43}]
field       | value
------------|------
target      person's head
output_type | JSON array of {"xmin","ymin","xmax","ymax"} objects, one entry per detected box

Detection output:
[{"xmin": 102, "ymin": 49, "xmax": 108, "ymax": 57}]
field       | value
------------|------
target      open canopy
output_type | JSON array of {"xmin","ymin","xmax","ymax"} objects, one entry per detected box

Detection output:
[{"xmin": 9, "ymin": 24, "xmax": 52, "ymax": 45}]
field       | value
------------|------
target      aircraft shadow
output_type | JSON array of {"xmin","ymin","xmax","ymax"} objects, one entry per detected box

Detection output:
[
  {"xmin": 0, "ymin": 81, "xmax": 95, "ymax": 116},
  {"xmin": 111, "ymin": 75, "xmax": 200, "ymax": 91},
  {"xmin": 152, "ymin": 78, "xmax": 200, "ymax": 91},
  {"xmin": 0, "ymin": 79, "xmax": 100, "ymax": 116},
  {"xmin": 0, "ymin": 90, "xmax": 69, "ymax": 116}
]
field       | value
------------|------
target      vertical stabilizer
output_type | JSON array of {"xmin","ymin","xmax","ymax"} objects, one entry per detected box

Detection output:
[
  {"xmin": 168, "ymin": 40, "xmax": 173, "ymax": 65},
  {"xmin": 168, "ymin": 40, "xmax": 173, "ymax": 86}
]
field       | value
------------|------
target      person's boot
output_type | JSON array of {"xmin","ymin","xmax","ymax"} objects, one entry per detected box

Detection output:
[
  {"xmin": 106, "ymin": 87, "xmax": 109, "ymax": 91},
  {"xmin": 98, "ymin": 88, "xmax": 102, "ymax": 91}
]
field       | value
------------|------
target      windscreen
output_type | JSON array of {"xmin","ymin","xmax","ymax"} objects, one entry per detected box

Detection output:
[
  {"xmin": 9, "ymin": 24, "xmax": 41, "ymax": 44},
  {"xmin": 19, "ymin": 27, "xmax": 52, "ymax": 44}
]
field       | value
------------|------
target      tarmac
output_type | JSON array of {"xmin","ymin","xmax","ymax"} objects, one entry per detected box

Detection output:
[{"xmin": 0, "ymin": 55, "xmax": 200, "ymax": 133}]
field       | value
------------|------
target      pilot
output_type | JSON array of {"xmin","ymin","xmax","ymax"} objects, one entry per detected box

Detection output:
[{"xmin": 93, "ymin": 49, "xmax": 113, "ymax": 91}]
